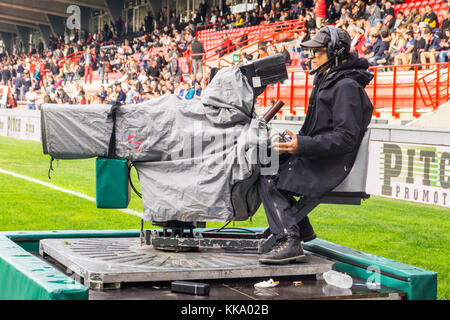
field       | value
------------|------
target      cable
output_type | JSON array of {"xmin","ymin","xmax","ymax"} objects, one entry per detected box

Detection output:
[{"xmin": 128, "ymin": 162, "xmax": 142, "ymax": 198}]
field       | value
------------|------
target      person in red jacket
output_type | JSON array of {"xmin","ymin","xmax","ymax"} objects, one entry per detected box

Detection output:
[{"xmin": 314, "ymin": 0, "xmax": 326, "ymax": 29}]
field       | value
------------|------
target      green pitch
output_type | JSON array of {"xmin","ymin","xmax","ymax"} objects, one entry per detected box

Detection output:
[{"xmin": 0, "ymin": 136, "xmax": 448, "ymax": 299}]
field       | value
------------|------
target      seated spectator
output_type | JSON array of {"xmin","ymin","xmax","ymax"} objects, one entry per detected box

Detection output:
[
  {"xmin": 411, "ymin": 31, "xmax": 426, "ymax": 65},
  {"xmin": 381, "ymin": 1, "xmax": 395, "ymax": 20},
  {"xmin": 184, "ymin": 84, "xmax": 195, "ymax": 100},
  {"xmin": 194, "ymin": 82, "xmax": 202, "ymax": 99},
  {"xmin": 441, "ymin": 12, "xmax": 450, "ymax": 32},
  {"xmin": 392, "ymin": 11, "xmax": 405, "ymax": 31},
  {"xmin": 98, "ymin": 85, "xmax": 107, "ymax": 103},
  {"xmin": 55, "ymin": 86, "xmax": 70, "ymax": 104},
  {"xmin": 383, "ymin": 14, "xmax": 395, "ymax": 32},
  {"xmin": 409, "ymin": 8, "xmax": 423, "ymax": 26},
  {"xmin": 380, "ymin": 30, "xmax": 406, "ymax": 65},
  {"xmin": 420, "ymin": 28, "xmax": 442, "ymax": 69},
  {"xmin": 125, "ymin": 84, "xmax": 138, "ymax": 104},
  {"xmin": 366, "ymin": 29, "xmax": 390, "ymax": 66},
  {"xmin": 367, "ymin": 1, "xmax": 382, "ymax": 26},
  {"xmin": 423, "ymin": 5, "xmax": 438, "ymax": 32},
  {"xmin": 258, "ymin": 47, "xmax": 269, "ymax": 59},
  {"xmin": 438, "ymin": 29, "xmax": 450, "ymax": 63},
  {"xmin": 280, "ymin": 44, "xmax": 292, "ymax": 66},
  {"xmin": 350, "ymin": 27, "xmax": 366, "ymax": 56},
  {"xmin": 394, "ymin": 31, "xmax": 416, "ymax": 68},
  {"xmin": 115, "ymin": 83, "xmax": 126, "ymax": 103}
]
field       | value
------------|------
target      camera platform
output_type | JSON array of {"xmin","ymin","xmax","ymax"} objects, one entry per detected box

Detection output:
[{"xmin": 39, "ymin": 237, "xmax": 334, "ymax": 290}]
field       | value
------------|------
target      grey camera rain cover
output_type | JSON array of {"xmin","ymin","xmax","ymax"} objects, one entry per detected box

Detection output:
[{"xmin": 41, "ymin": 66, "xmax": 270, "ymax": 222}]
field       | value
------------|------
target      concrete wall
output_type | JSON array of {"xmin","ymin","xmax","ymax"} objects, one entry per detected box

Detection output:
[{"xmin": 406, "ymin": 101, "xmax": 450, "ymax": 129}]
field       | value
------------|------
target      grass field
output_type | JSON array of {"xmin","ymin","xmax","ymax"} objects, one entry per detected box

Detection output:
[{"xmin": 0, "ymin": 136, "xmax": 448, "ymax": 299}]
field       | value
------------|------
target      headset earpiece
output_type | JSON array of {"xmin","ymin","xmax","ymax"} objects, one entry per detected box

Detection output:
[{"xmin": 327, "ymin": 26, "xmax": 343, "ymax": 67}]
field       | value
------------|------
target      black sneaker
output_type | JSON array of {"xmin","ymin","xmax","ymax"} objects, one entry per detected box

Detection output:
[{"xmin": 259, "ymin": 236, "xmax": 307, "ymax": 265}]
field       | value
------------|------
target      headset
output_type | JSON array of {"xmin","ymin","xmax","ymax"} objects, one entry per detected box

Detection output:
[{"xmin": 310, "ymin": 26, "xmax": 346, "ymax": 75}]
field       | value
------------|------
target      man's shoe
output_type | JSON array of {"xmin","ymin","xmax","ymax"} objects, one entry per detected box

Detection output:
[{"xmin": 259, "ymin": 236, "xmax": 307, "ymax": 265}]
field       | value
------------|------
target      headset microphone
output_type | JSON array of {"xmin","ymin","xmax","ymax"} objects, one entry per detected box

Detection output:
[{"xmin": 309, "ymin": 47, "xmax": 345, "ymax": 76}]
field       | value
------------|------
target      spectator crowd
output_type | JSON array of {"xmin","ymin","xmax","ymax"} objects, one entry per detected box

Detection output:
[{"xmin": 0, "ymin": 0, "xmax": 449, "ymax": 110}]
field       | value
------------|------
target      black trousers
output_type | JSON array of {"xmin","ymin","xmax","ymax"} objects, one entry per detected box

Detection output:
[{"xmin": 258, "ymin": 172, "xmax": 312, "ymax": 241}]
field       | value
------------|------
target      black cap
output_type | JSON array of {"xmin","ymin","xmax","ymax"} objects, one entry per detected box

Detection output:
[{"xmin": 300, "ymin": 27, "xmax": 351, "ymax": 53}]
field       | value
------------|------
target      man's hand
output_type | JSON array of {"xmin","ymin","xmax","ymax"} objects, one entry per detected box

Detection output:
[{"xmin": 274, "ymin": 130, "xmax": 298, "ymax": 154}]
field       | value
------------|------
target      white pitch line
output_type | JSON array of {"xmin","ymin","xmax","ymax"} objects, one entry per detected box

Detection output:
[{"xmin": 0, "ymin": 168, "xmax": 143, "ymax": 218}]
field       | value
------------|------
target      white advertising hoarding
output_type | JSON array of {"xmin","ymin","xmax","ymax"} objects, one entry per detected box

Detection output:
[
  {"xmin": 367, "ymin": 141, "xmax": 450, "ymax": 208},
  {"xmin": 0, "ymin": 110, "xmax": 41, "ymax": 142}
]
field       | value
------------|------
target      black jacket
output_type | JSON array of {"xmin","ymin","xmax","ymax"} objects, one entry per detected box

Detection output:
[
  {"xmin": 276, "ymin": 52, "xmax": 374, "ymax": 199},
  {"xmin": 191, "ymin": 40, "xmax": 205, "ymax": 60}
]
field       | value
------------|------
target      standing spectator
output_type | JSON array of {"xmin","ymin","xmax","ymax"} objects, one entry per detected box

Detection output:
[
  {"xmin": 199, "ymin": 0, "xmax": 209, "ymax": 23},
  {"xmin": 1, "ymin": 65, "xmax": 11, "ymax": 85},
  {"xmin": 49, "ymin": 59, "xmax": 60, "ymax": 76},
  {"xmin": 314, "ymin": 0, "xmax": 327, "ymax": 28},
  {"xmin": 191, "ymin": 37, "xmax": 205, "ymax": 77},
  {"xmin": 25, "ymin": 86, "xmax": 37, "ymax": 110},
  {"xmin": 21, "ymin": 74, "xmax": 32, "ymax": 101},
  {"xmin": 63, "ymin": 61, "xmax": 74, "ymax": 85},
  {"xmin": 168, "ymin": 53, "xmax": 182, "ymax": 83},
  {"xmin": 83, "ymin": 48, "xmax": 94, "ymax": 85},
  {"xmin": 98, "ymin": 50, "xmax": 110, "ymax": 84}
]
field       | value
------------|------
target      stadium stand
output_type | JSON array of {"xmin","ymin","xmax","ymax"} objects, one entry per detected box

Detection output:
[{"xmin": 0, "ymin": 0, "xmax": 449, "ymax": 125}]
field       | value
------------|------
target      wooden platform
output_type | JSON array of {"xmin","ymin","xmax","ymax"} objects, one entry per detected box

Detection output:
[{"xmin": 39, "ymin": 237, "xmax": 334, "ymax": 290}]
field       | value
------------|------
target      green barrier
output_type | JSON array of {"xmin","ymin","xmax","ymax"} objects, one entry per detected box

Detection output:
[
  {"xmin": 0, "ymin": 230, "xmax": 437, "ymax": 300},
  {"xmin": 303, "ymin": 238, "xmax": 437, "ymax": 300},
  {"xmin": 0, "ymin": 236, "xmax": 88, "ymax": 300},
  {"xmin": 1, "ymin": 230, "xmax": 141, "ymax": 252}
]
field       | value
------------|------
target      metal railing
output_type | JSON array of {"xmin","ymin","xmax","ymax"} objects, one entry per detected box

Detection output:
[{"xmin": 256, "ymin": 62, "xmax": 450, "ymax": 119}]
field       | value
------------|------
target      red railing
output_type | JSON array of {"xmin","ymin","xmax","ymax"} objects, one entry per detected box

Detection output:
[
  {"xmin": 238, "ymin": 21, "xmax": 305, "ymax": 63},
  {"xmin": 201, "ymin": 19, "xmax": 304, "ymax": 62},
  {"xmin": 256, "ymin": 62, "xmax": 450, "ymax": 119}
]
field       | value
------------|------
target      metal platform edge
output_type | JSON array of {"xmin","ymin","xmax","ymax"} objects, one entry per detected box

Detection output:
[{"xmin": 38, "ymin": 237, "xmax": 334, "ymax": 290}]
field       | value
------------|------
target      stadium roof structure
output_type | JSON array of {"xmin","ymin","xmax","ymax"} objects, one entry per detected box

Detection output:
[{"xmin": 0, "ymin": 0, "xmax": 166, "ymax": 53}]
